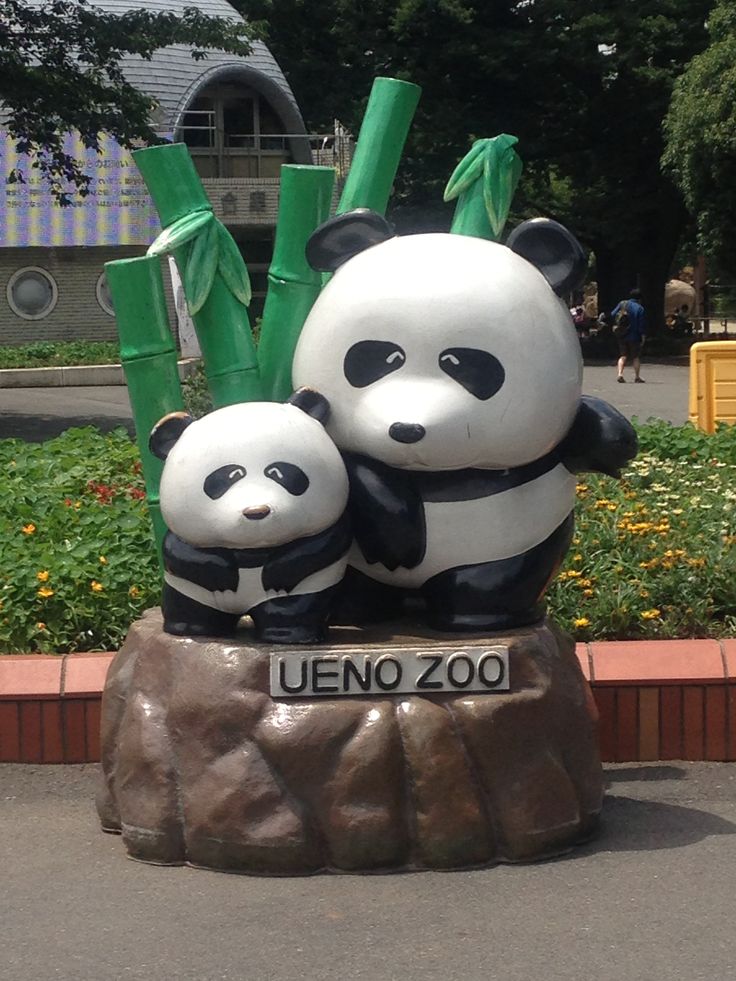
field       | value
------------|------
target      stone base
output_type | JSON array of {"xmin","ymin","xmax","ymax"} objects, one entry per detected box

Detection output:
[{"xmin": 97, "ymin": 610, "xmax": 602, "ymax": 873}]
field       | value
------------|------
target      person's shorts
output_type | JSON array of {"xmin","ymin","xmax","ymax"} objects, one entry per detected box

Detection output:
[{"xmin": 618, "ymin": 338, "xmax": 642, "ymax": 358}]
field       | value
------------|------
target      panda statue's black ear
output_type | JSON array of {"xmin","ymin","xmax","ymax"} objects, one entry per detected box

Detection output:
[
  {"xmin": 149, "ymin": 411, "xmax": 194, "ymax": 461},
  {"xmin": 506, "ymin": 218, "xmax": 587, "ymax": 296},
  {"xmin": 305, "ymin": 209, "xmax": 394, "ymax": 272},
  {"xmin": 288, "ymin": 387, "xmax": 330, "ymax": 425}
]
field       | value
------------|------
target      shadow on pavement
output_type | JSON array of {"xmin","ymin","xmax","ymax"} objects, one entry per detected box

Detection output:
[
  {"xmin": 605, "ymin": 764, "xmax": 688, "ymax": 782},
  {"xmin": 0, "ymin": 416, "xmax": 134, "ymax": 442}
]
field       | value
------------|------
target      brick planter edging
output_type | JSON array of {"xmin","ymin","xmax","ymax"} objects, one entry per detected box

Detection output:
[{"xmin": 1, "ymin": 641, "xmax": 735, "ymax": 764}]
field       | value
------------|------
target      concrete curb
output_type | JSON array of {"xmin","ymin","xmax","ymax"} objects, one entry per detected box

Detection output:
[
  {"xmin": 0, "ymin": 358, "xmax": 200, "ymax": 389},
  {"xmin": 2, "ymin": 639, "xmax": 735, "ymax": 764}
]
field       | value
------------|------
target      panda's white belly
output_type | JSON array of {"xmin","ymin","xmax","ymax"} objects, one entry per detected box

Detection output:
[
  {"xmin": 351, "ymin": 463, "xmax": 576, "ymax": 589},
  {"xmin": 165, "ymin": 558, "xmax": 347, "ymax": 614}
]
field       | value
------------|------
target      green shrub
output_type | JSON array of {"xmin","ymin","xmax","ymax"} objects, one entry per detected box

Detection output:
[
  {"xmin": 0, "ymin": 341, "xmax": 121, "ymax": 369},
  {"xmin": 0, "ymin": 428, "xmax": 158, "ymax": 653}
]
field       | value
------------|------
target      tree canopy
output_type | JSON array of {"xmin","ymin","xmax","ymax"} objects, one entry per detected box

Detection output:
[
  {"xmin": 0, "ymin": 0, "xmax": 261, "ymax": 200},
  {"xmin": 663, "ymin": 0, "xmax": 736, "ymax": 278},
  {"xmin": 241, "ymin": 0, "xmax": 713, "ymax": 320}
]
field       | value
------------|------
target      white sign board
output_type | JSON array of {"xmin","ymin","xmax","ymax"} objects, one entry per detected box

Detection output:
[{"xmin": 270, "ymin": 645, "xmax": 510, "ymax": 698}]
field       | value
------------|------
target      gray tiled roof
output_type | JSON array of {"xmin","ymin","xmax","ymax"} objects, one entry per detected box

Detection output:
[{"xmin": 89, "ymin": 0, "xmax": 306, "ymax": 137}]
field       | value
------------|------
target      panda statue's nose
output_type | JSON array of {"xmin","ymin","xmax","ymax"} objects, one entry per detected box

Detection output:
[
  {"xmin": 389, "ymin": 422, "xmax": 426, "ymax": 444},
  {"xmin": 242, "ymin": 505, "xmax": 271, "ymax": 520}
]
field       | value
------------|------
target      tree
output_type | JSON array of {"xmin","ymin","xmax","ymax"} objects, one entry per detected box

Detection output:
[
  {"xmin": 0, "ymin": 0, "xmax": 261, "ymax": 201},
  {"xmin": 240, "ymin": 0, "xmax": 712, "ymax": 325},
  {"xmin": 663, "ymin": 0, "xmax": 736, "ymax": 279}
]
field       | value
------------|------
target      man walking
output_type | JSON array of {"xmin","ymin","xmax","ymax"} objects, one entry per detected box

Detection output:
[{"xmin": 612, "ymin": 288, "xmax": 646, "ymax": 383}]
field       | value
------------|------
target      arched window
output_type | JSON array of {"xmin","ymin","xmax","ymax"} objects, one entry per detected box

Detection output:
[{"xmin": 179, "ymin": 83, "xmax": 293, "ymax": 179}]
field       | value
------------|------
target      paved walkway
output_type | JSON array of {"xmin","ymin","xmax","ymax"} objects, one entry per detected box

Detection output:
[
  {"xmin": 1, "ymin": 762, "xmax": 735, "ymax": 981},
  {"xmin": 0, "ymin": 361, "xmax": 690, "ymax": 441}
]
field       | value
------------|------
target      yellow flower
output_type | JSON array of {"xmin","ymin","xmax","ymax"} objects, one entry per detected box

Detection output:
[
  {"xmin": 573, "ymin": 617, "xmax": 591, "ymax": 628},
  {"xmin": 128, "ymin": 585, "xmax": 141, "ymax": 598},
  {"xmin": 566, "ymin": 569, "xmax": 583, "ymax": 578},
  {"xmin": 36, "ymin": 622, "xmax": 47, "ymax": 631},
  {"xmin": 90, "ymin": 580, "xmax": 104, "ymax": 593},
  {"xmin": 22, "ymin": 523, "xmax": 36, "ymax": 535},
  {"xmin": 578, "ymin": 578, "xmax": 593, "ymax": 588},
  {"xmin": 36, "ymin": 570, "xmax": 50, "ymax": 582},
  {"xmin": 572, "ymin": 553, "xmax": 583, "ymax": 563},
  {"xmin": 99, "ymin": 556, "xmax": 108, "ymax": 565},
  {"xmin": 37, "ymin": 587, "xmax": 54, "ymax": 599},
  {"xmin": 640, "ymin": 608, "xmax": 661, "ymax": 620},
  {"xmin": 582, "ymin": 589, "xmax": 594, "ymax": 597},
  {"xmin": 639, "ymin": 589, "xmax": 650, "ymax": 598}
]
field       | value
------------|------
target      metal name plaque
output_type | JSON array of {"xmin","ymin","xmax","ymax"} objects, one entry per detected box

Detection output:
[{"xmin": 270, "ymin": 646, "xmax": 510, "ymax": 698}]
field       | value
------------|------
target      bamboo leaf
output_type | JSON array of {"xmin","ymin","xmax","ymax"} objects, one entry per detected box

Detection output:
[
  {"xmin": 183, "ymin": 218, "xmax": 219, "ymax": 315},
  {"xmin": 481, "ymin": 135, "xmax": 523, "ymax": 237},
  {"xmin": 443, "ymin": 139, "xmax": 488, "ymax": 202},
  {"xmin": 216, "ymin": 222, "xmax": 252, "ymax": 307},
  {"xmin": 146, "ymin": 210, "xmax": 214, "ymax": 256}
]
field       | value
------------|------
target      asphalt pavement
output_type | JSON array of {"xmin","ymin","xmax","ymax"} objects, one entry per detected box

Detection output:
[
  {"xmin": 0, "ymin": 361, "xmax": 690, "ymax": 441},
  {"xmin": 1, "ymin": 762, "xmax": 735, "ymax": 981}
]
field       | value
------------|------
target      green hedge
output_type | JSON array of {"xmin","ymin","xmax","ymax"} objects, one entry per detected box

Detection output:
[{"xmin": 0, "ymin": 341, "xmax": 121, "ymax": 369}]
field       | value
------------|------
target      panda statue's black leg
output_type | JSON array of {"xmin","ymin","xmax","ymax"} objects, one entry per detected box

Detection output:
[
  {"xmin": 331, "ymin": 567, "xmax": 405, "ymax": 625},
  {"xmin": 421, "ymin": 513, "xmax": 575, "ymax": 633},
  {"xmin": 250, "ymin": 587, "xmax": 339, "ymax": 645},
  {"xmin": 162, "ymin": 583, "xmax": 242, "ymax": 638}
]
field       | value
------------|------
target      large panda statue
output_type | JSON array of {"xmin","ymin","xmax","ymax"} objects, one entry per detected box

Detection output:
[
  {"xmin": 292, "ymin": 210, "xmax": 637, "ymax": 632},
  {"xmin": 150, "ymin": 391, "xmax": 351, "ymax": 642}
]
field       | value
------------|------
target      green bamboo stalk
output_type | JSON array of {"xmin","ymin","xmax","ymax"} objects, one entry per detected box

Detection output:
[
  {"xmin": 133, "ymin": 143, "xmax": 262, "ymax": 408},
  {"xmin": 336, "ymin": 77, "xmax": 421, "ymax": 216},
  {"xmin": 444, "ymin": 135, "xmax": 523, "ymax": 241},
  {"xmin": 257, "ymin": 165, "xmax": 335, "ymax": 402},
  {"xmin": 105, "ymin": 254, "xmax": 185, "ymax": 562}
]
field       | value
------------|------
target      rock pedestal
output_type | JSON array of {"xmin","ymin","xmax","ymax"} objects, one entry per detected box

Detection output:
[{"xmin": 97, "ymin": 610, "xmax": 602, "ymax": 873}]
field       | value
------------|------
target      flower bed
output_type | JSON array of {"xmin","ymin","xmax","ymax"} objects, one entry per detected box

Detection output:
[
  {"xmin": 0, "ymin": 419, "xmax": 734, "ymax": 654},
  {"xmin": 0, "ymin": 341, "xmax": 121, "ymax": 369}
]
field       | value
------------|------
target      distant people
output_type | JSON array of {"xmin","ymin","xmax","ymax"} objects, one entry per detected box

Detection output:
[
  {"xmin": 612, "ymin": 288, "xmax": 646, "ymax": 383},
  {"xmin": 571, "ymin": 305, "xmax": 587, "ymax": 335}
]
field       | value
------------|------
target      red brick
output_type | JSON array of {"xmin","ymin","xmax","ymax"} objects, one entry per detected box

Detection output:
[
  {"xmin": 85, "ymin": 699, "xmax": 102, "ymax": 762},
  {"xmin": 62, "ymin": 700, "xmax": 87, "ymax": 763},
  {"xmin": 590, "ymin": 640, "xmax": 724, "ymax": 685},
  {"xmin": 575, "ymin": 643, "xmax": 591, "ymax": 680},
  {"xmin": 722, "ymin": 640, "xmax": 736, "ymax": 682},
  {"xmin": 727, "ymin": 686, "xmax": 736, "ymax": 762},
  {"xmin": 683, "ymin": 687, "xmax": 705, "ymax": 761},
  {"xmin": 660, "ymin": 687, "xmax": 683, "ymax": 760},
  {"xmin": 705, "ymin": 687, "xmax": 727, "ymax": 762},
  {"xmin": 19, "ymin": 701, "xmax": 42, "ymax": 763},
  {"xmin": 638, "ymin": 687, "xmax": 660, "ymax": 761},
  {"xmin": 0, "ymin": 656, "xmax": 62, "ymax": 699},
  {"xmin": 594, "ymin": 688, "xmax": 616, "ymax": 763},
  {"xmin": 616, "ymin": 688, "xmax": 639, "ymax": 762},
  {"xmin": 63, "ymin": 653, "xmax": 113, "ymax": 697},
  {"xmin": 41, "ymin": 701, "xmax": 64, "ymax": 764},
  {"xmin": 0, "ymin": 702, "xmax": 20, "ymax": 762}
]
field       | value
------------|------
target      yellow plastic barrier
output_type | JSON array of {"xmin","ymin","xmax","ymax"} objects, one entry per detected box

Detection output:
[{"xmin": 689, "ymin": 340, "xmax": 736, "ymax": 432}]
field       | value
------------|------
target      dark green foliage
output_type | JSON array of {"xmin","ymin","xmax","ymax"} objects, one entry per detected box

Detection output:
[{"xmin": 663, "ymin": 0, "xmax": 736, "ymax": 278}]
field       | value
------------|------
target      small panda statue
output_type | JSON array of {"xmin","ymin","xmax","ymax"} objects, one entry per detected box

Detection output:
[
  {"xmin": 292, "ymin": 210, "xmax": 637, "ymax": 632},
  {"xmin": 150, "ymin": 391, "xmax": 351, "ymax": 643}
]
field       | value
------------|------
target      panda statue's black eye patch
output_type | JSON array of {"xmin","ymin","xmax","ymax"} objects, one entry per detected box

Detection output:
[
  {"xmin": 203, "ymin": 465, "xmax": 247, "ymax": 500},
  {"xmin": 438, "ymin": 347, "xmax": 505, "ymax": 400},
  {"xmin": 344, "ymin": 340, "xmax": 406, "ymax": 387},
  {"xmin": 264, "ymin": 462, "xmax": 309, "ymax": 496}
]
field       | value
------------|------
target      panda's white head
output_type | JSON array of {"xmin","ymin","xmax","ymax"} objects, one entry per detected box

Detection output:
[
  {"xmin": 292, "ymin": 211, "xmax": 587, "ymax": 471},
  {"xmin": 150, "ymin": 392, "xmax": 348, "ymax": 549}
]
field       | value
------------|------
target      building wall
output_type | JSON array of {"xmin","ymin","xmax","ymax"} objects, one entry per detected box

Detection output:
[{"xmin": 0, "ymin": 246, "xmax": 175, "ymax": 347}]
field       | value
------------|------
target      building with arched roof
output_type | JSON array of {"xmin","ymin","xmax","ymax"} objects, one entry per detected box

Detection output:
[{"xmin": 0, "ymin": 0, "xmax": 346, "ymax": 344}]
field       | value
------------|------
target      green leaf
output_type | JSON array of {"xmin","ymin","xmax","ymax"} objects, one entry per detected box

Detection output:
[
  {"xmin": 183, "ymin": 218, "xmax": 219, "ymax": 315},
  {"xmin": 443, "ymin": 139, "xmax": 488, "ymax": 202},
  {"xmin": 146, "ymin": 210, "xmax": 214, "ymax": 257},
  {"xmin": 481, "ymin": 135, "xmax": 523, "ymax": 237},
  {"xmin": 216, "ymin": 222, "xmax": 252, "ymax": 307}
]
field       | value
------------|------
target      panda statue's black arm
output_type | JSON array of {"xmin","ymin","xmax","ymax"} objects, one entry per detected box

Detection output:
[
  {"xmin": 558, "ymin": 395, "xmax": 638, "ymax": 478},
  {"xmin": 342, "ymin": 452, "xmax": 426, "ymax": 571},
  {"xmin": 261, "ymin": 511, "xmax": 352, "ymax": 593},
  {"xmin": 162, "ymin": 531, "xmax": 239, "ymax": 592}
]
